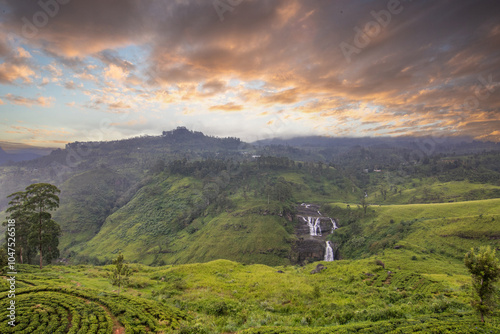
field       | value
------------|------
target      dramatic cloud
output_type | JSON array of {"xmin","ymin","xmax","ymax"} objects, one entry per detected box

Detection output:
[
  {"xmin": 0, "ymin": 40, "xmax": 36, "ymax": 83},
  {"xmin": 0, "ymin": 0, "xmax": 499, "ymax": 145}
]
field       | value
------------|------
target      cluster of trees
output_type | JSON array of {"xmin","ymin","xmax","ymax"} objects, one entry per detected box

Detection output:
[
  {"xmin": 162, "ymin": 126, "xmax": 241, "ymax": 149},
  {"xmin": 166, "ymin": 158, "xmax": 234, "ymax": 177},
  {"xmin": 255, "ymin": 156, "xmax": 294, "ymax": 170},
  {"xmin": 3, "ymin": 183, "xmax": 61, "ymax": 269}
]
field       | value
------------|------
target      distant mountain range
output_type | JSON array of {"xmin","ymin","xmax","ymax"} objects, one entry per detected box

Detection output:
[
  {"xmin": 2, "ymin": 132, "xmax": 499, "ymax": 166},
  {"xmin": 253, "ymin": 135, "xmax": 500, "ymax": 154},
  {"xmin": 0, "ymin": 142, "xmax": 53, "ymax": 165}
]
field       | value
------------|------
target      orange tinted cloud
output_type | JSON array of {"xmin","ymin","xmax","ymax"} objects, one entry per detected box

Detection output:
[
  {"xmin": 0, "ymin": 63, "xmax": 35, "ymax": 84},
  {"xmin": 8, "ymin": 126, "xmax": 70, "ymax": 137},
  {"xmin": 5, "ymin": 94, "xmax": 54, "ymax": 107},
  {"xmin": 0, "ymin": 0, "xmax": 498, "ymax": 142},
  {"xmin": 209, "ymin": 103, "xmax": 244, "ymax": 112}
]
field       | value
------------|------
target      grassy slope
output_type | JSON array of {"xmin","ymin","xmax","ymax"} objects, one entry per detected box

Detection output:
[
  {"xmin": 326, "ymin": 199, "xmax": 500, "ymax": 298},
  {"xmin": 70, "ymin": 166, "xmax": 359, "ymax": 266},
  {"xmin": 78, "ymin": 172, "xmax": 298, "ymax": 266},
  {"xmin": 169, "ymin": 211, "xmax": 295, "ymax": 266},
  {"xmin": 3, "ymin": 169, "xmax": 500, "ymax": 332},
  {"xmin": 54, "ymin": 167, "xmax": 132, "ymax": 252},
  {"xmin": 362, "ymin": 199, "xmax": 499, "ymax": 260},
  {"xmin": 365, "ymin": 174, "xmax": 500, "ymax": 204},
  {"xmin": 61, "ymin": 165, "xmax": 500, "ymax": 268},
  {"xmin": 5, "ymin": 256, "xmax": 498, "ymax": 333},
  {"xmin": 79, "ymin": 174, "xmax": 203, "ymax": 263}
]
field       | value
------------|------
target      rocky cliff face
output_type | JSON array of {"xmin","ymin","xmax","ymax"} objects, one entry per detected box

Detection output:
[{"xmin": 292, "ymin": 203, "xmax": 339, "ymax": 264}]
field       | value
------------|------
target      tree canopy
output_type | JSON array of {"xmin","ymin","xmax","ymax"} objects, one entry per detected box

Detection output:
[
  {"xmin": 110, "ymin": 253, "xmax": 132, "ymax": 294},
  {"xmin": 464, "ymin": 246, "xmax": 500, "ymax": 322},
  {"xmin": 4, "ymin": 183, "xmax": 61, "ymax": 269}
]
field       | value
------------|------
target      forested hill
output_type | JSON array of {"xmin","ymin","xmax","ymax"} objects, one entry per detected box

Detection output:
[
  {"xmin": 0, "ymin": 127, "xmax": 245, "ymax": 209},
  {"xmin": 15, "ymin": 126, "xmax": 244, "ymax": 170},
  {"xmin": 1, "ymin": 127, "xmax": 499, "ymax": 267}
]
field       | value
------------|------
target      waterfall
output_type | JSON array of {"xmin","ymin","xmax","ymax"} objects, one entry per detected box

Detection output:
[
  {"xmin": 313, "ymin": 217, "xmax": 322, "ymax": 236},
  {"xmin": 304, "ymin": 217, "xmax": 322, "ymax": 236},
  {"xmin": 324, "ymin": 241, "xmax": 334, "ymax": 261},
  {"xmin": 306, "ymin": 217, "xmax": 315, "ymax": 235},
  {"xmin": 329, "ymin": 218, "xmax": 338, "ymax": 233}
]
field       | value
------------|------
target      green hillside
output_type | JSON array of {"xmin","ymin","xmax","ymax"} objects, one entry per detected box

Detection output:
[
  {"xmin": 71, "ymin": 169, "xmax": 300, "ymax": 266},
  {"xmin": 1, "ymin": 255, "xmax": 498, "ymax": 333},
  {"xmin": 53, "ymin": 167, "xmax": 133, "ymax": 252},
  {"xmin": 324, "ymin": 199, "xmax": 500, "ymax": 268},
  {"xmin": 2, "ymin": 131, "xmax": 500, "ymax": 269},
  {"xmin": 45, "ymin": 150, "xmax": 500, "ymax": 268},
  {"xmin": 1, "ymin": 132, "xmax": 500, "ymax": 333}
]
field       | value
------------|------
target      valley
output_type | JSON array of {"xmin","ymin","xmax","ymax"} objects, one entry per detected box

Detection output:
[{"xmin": 0, "ymin": 129, "xmax": 499, "ymax": 333}]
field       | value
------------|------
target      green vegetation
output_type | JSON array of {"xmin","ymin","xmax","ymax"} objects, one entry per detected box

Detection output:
[
  {"xmin": 0, "ymin": 258, "xmax": 498, "ymax": 333},
  {"xmin": 0, "ymin": 273, "xmax": 186, "ymax": 333},
  {"xmin": 0, "ymin": 130, "xmax": 499, "ymax": 332},
  {"xmin": 110, "ymin": 253, "xmax": 132, "ymax": 294},
  {"xmin": 464, "ymin": 246, "xmax": 500, "ymax": 322},
  {"xmin": 3, "ymin": 183, "xmax": 61, "ymax": 269},
  {"xmin": 53, "ymin": 167, "xmax": 132, "ymax": 253},
  {"xmin": 324, "ymin": 198, "xmax": 500, "ymax": 263}
]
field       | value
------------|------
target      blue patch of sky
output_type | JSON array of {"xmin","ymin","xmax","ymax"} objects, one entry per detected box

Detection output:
[{"xmin": 244, "ymin": 80, "xmax": 267, "ymax": 90}]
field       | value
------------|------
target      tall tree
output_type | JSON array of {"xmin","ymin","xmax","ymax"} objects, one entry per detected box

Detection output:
[
  {"xmin": 24, "ymin": 183, "xmax": 60, "ymax": 269},
  {"xmin": 464, "ymin": 246, "xmax": 500, "ymax": 322},
  {"xmin": 4, "ymin": 183, "xmax": 61, "ymax": 269},
  {"xmin": 110, "ymin": 253, "xmax": 132, "ymax": 294},
  {"xmin": 4, "ymin": 191, "xmax": 36, "ymax": 264}
]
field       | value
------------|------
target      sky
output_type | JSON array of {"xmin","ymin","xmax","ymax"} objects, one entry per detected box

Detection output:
[{"xmin": 0, "ymin": 0, "xmax": 499, "ymax": 148}]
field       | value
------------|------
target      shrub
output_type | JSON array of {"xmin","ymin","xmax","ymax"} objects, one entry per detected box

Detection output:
[{"xmin": 375, "ymin": 259, "xmax": 385, "ymax": 269}]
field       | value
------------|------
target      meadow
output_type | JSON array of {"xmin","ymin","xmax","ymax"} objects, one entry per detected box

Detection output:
[{"xmin": 2, "ymin": 197, "xmax": 499, "ymax": 333}]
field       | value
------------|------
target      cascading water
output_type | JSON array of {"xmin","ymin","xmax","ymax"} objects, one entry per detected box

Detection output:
[
  {"xmin": 298, "ymin": 203, "xmax": 339, "ymax": 262},
  {"xmin": 324, "ymin": 241, "xmax": 334, "ymax": 261},
  {"xmin": 303, "ymin": 216, "xmax": 322, "ymax": 236},
  {"xmin": 299, "ymin": 203, "xmax": 339, "ymax": 237},
  {"xmin": 304, "ymin": 217, "xmax": 314, "ymax": 235},
  {"xmin": 329, "ymin": 218, "xmax": 338, "ymax": 233},
  {"xmin": 313, "ymin": 218, "xmax": 322, "ymax": 236}
]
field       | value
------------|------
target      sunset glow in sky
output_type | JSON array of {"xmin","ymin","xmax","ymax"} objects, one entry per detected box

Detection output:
[{"xmin": 0, "ymin": 0, "xmax": 499, "ymax": 147}]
